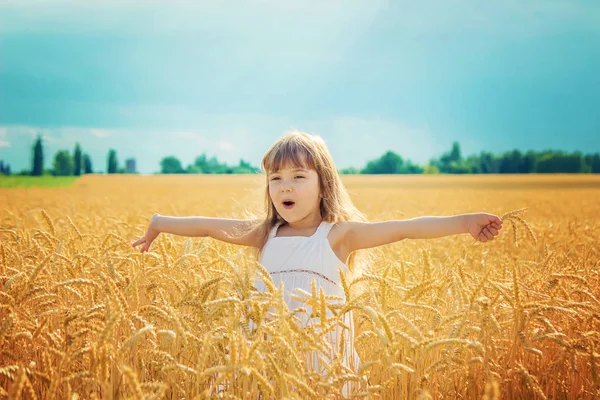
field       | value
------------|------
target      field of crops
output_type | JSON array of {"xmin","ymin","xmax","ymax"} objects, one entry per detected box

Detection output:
[{"xmin": 1, "ymin": 174, "xmax": 599, "ymax": 399}]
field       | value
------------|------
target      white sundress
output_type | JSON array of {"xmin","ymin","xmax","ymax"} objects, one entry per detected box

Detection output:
[{"xmin": 253, "ymin": 220, "xmax": 361, "ymax": 396}]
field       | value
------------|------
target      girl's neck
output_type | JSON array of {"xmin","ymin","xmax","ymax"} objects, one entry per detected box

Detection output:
[{"xmin": 281, "ymin": 213, "xmax": 323, "ymax": 232}]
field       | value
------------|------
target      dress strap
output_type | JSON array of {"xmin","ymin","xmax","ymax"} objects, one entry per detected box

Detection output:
[
  {"xmin": 318, "ymin": 221, "xmax": 336, "ymax": 238},
  {"xmin": 268, "ymin": 222, "xmax": 282, "ymax": 239}
]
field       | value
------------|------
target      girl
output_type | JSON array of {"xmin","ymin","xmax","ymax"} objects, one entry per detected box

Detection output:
[{"xmin": 131, "ymin": 131, "xmax": 503, "ymax": 396}]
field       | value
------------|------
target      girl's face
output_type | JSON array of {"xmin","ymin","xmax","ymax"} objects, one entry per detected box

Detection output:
[{"xmin": 268, "ymin": 166, "xmax": 322, "ymax": 223}]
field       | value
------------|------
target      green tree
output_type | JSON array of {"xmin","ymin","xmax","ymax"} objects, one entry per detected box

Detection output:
[
  {"xmin": 363, "ymin": 151, "xmax": 404, "ymax": 174},
  {"xmin": 339, "ymin": 167, "xmax": 361, "ymax": 174},
  {"xmin": 83, "ymin": 154, "xmax": 93, "ymax": 174},
  {"xmin": 193, "ymin": 154, "xmax": 209, "ymax": 173},
  {"xmin": 53, "ymin": 150, "xmax": 74, "ymax": 176},
  {"xmin": 584, "ymin": 153, "xmax": 600, "ymax": 173},
  {"xmin": 423, "ymin": 162, "xmax": 439, "ymax": 174},
  {"xmin": 478, "ymin": 151, "xmax": 498, "ymax": 174},
  {"xmin": 0, "ymin": 161, "xmax": 11, "ymax": 175},
  {"xmin": 235, "ymin": 159, "xmax": 259, "ymax": 174},
  {"xmin": 520, "ymin": 151, "xmax": 537, "ymax": 173},
  {"xmin": 31, "ymin": 134, "xmax": 44, "ymax": 176},
  {"xmin": 73, "ymin": 143, "xmax": 82, "ymax": 176},
  {"xmin": 535, "ymin": 152, "xmax": 585, "ymax": 173},
  {"xmin": 437, "ymin": 142, "xmax": 462, "ymax": 172},
  {"xmin": 160, "ymin": 156, "xmax": 185, "ymax": 174},
  {"xmin": 107, "ymin": 149, "xmax": 118, "ymax": 174},
  {"xmin": 361, "ymin": 151, "xmax": 423, "ymax": 174}
]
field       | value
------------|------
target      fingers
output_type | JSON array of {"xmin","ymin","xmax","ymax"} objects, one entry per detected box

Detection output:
[
  {"xmin": 131, "ymin": 237, "xmax": 146, "ymax": 247},
  {"xmin": 479, "ymin": 225, "xmax": 501, "ymax": 242},
  {"xmin": 132, "ymin": 237, "xmax": 151, "ymax": 253}
]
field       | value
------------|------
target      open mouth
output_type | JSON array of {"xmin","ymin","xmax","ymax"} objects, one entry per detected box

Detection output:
[{"xmin": 282, "ymin": 201, "xmax": 295, "ymax": 209}]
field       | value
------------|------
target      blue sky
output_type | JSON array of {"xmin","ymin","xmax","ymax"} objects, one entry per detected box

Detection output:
[{"xmin": 1, "ymin": 0, "xmax": 599, "ymax": 174}]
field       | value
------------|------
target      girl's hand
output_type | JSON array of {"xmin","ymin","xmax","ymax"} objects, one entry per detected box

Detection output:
[
  {"xmin": 465, "ymin": 213, "xmax": 503, "ymax": 243},
  {"xmin": 132, "ymin": 213, "xmax": 161, "ymax": 253}
]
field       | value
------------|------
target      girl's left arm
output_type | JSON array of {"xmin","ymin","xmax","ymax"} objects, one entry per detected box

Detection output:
[{"xmin": 342, "ymin": 213, "xmax": 503, "ymax": 252}]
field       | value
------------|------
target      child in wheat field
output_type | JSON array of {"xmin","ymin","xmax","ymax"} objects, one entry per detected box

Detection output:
[{"xmin": 131, "ymin": 131, "xmax": 503, "ymax": 396}]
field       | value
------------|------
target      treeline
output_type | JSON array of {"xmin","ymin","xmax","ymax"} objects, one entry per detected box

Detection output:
[
  {"xmin": 1, "ymin": 136, "xmax": 598, "ymax": 177},
  {"xmin": 159, "ymin": 154, "xmax": 259, "ymax": 174},
  {"xmin": 5, "ymin": 134, "xmax": 133, "ymax": 176},
  {"xmin": 340, "ymin": 142, "xmax": 600, "ymax": 174},
  {"xmin": 0, "ymin": 134, "xmax": 258, "ymax": 176}
]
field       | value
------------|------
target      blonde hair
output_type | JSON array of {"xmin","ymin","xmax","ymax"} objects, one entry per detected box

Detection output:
[{"xmin": 243, "ymin": 131, "xmax": 374, "ymax": 280}]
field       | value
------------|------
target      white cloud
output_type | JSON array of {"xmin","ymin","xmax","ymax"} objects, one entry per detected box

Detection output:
[
  {"xmin": 0, "ymin": 127, "xmax": 8, "ymax": 147},
  {"xmin": 216, "ymin": 141, "xmax": 233, "ymax": 151},
  {"xmin": 42, "ymin": 134, "xmax": 60, "ymax": 143},
  {"xmin": 89, "ymin": 128, "xmax": 112, "ymax": 138},
  {"xmin": 3, "ymin": 125, "xmax": 38, "ymax": 137}
]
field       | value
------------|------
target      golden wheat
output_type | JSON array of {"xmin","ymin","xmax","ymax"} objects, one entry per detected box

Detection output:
[{"xmin": 0, "ymin": 174, "xmax": 598, "ymax": 399}]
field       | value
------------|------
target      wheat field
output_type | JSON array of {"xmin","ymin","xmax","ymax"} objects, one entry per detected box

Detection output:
[{"xmin": 1, "ymin": 174, "xmax": 599, "ymax": 399}]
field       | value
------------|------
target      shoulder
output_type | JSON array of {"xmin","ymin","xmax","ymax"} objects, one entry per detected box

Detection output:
[{"xmin": 325, "ymin": 221, "xmax": 360, "ymax": 247}]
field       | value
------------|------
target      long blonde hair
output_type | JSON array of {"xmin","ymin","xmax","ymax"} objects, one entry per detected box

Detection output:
[{"xmin": 243, "ymin": 131, "xmax": 374, "ymax": 277}]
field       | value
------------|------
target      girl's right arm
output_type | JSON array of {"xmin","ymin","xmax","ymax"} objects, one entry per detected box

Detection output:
[{"xmin": 132, "ymin": 213, "xmax": 261, "ymax": 253}]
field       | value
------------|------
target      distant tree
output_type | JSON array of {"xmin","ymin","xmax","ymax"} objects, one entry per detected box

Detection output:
[
  {"xmin": 499, "ymin": 150, "xmax": 523, "ymax": 174},
  {"xmin": 339, "ymin": 167, "xmax": 361, "ymax": 174},
  {"xmin": 0, "ymin": 160, "xmax": 10, "ymax": 175},
  {"xmin": 53, "ymin": 150, "xmax": 74, "ymax": 176},
  {"xmin": 464, "ymin": 155, "xmax": 481, "ymax": 173},
  {"xmin": 362, "ymin": 151, "xmax": 423, "ymax": 174},
  {"xmin": 520, "ymin": 150, "xmax": 537, "ymax": 173},
  {"xmin": 423, "ymin": 162, "xmax": 439, "ymax": 174},
  {"xmin": 160, "ymin": 156, "xmax": 185, "ymax": 174},
  {"xmin": 207, "ymin": 156, "xmax": 226, "ymax": 174},
  {"xmin": 235, "ymin": 159, "xmax": 259, "ymax": 174},
  {"xmin": 535, "ymin": 152, "xmax": 585, "ymax": 173},
  {"xmin": 186, "ymin": 153, "xmax": 259, "ymax": 174},
  {"xmin": 363, "ymin": 151, "xmax": 404, "ymax": 174},
  {"xmin": 477, "ymin": 151, "xmax": 497, "ymax": 174},
  {"xmin": 31, "ymin": 134, "xmax": 44, "ymax": 176},
  {"xmin": 186, "ymin": 164, "xmax": 203, "ymax": 174},
  {"xmin": 83, "ymin": 154, "xmax": 93, "ymax": 174},
  {"xmin": 107, "ymin": 149, "xmax": 118, "ymax": 174},
  {"xmin": 437, "ymin": 142, "xmax": 462, "ymax": 172},
  {"xmin": 193, "ymin": 154, "xmax": 209, "ymax": 173},
  {"xmin": 584, "ymin": 153, "xmax": 600, "ymax": 173},
  {"xmin": 446, "ymin": 160, "xmax": 471, "ymax": 174},
  {"xmin": 73, "ymin": 143, "xmax": 82, "ymax": 176}
]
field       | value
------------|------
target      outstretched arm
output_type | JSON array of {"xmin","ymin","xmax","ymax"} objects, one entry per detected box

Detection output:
[
  {"xmin": 132, "ymin": 214, "xmax": 262, "ymax": 252},
  {"xmin": 342, "ymin": 213, "xmax": 503, "ymax": 252}
]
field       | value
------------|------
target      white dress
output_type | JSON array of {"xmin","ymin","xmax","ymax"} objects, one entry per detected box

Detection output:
[{"xmin": 254, "ymin": 220, "xmax": 361, "ymax": 395}]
